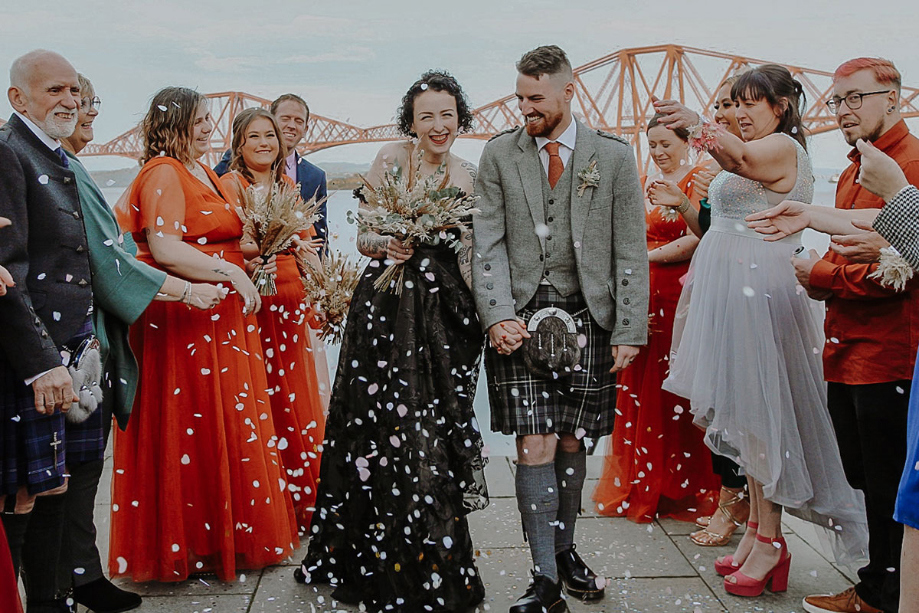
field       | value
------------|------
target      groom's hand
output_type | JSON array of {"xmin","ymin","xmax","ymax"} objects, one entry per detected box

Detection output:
[
  {"xmin": 610, "ymin": 345, "xmax": 639, "ymax": 373},
  {"xmin": 489, "ymin": 319, "xmax": 530, "ymax": 355}
]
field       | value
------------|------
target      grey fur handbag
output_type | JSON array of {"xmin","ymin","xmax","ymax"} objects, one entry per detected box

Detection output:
[
  {"xmin": 65, "ymin": 336, "xmax": 103, "ymax": 424},
  {"xmin": 521, "ymin": 307, "xmax": 581, "ymax": 380}
]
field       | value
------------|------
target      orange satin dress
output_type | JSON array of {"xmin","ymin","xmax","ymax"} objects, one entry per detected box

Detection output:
[
  {"xmin": 594, "ymin": 167, "xmax": 720, "ymax": 523},
  {"xmin": 220, "ymin": 171, "xmax": 325, "ymax": 532},
  {"xmin": 109, "ymin": 158, "xmax": 298, "ymax": 582}
]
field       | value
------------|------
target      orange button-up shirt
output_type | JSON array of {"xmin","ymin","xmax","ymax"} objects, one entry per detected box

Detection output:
[{"xmin": 809, "ymin": 120, "xmax": 919, "ymax": 384}]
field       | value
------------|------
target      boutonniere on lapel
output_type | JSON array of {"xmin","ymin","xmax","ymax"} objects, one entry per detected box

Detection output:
[{"xmin": 576, "ymin": 160, "xmax": 600, "ymax": 197}]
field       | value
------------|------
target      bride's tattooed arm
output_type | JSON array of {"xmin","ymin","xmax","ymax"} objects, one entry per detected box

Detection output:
[{"xmin": 357, "ymin": 229, "xmax": 389, "ymax": 259}]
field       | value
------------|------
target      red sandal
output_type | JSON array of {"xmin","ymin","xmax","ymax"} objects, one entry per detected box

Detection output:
[
  {"xmin": 714, "ymin": 521, "xmax": 757, "ymax": 576},
  {"xmin": 723, "ymin": 534, "xmax": 790, "ymax": 597}
]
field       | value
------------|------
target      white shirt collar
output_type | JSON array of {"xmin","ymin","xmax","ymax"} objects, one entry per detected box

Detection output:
[
  {"xmin": 13, "ymin": 111, "xmax": 61, "ymax": 152},
  {"xmin": 535, "ymin": 116, "xmax": 577, "ymax": 153}
]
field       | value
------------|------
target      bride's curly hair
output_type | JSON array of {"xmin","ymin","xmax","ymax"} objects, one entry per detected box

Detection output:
[
  {"xmin": 140, "ymin": 87, "xmax": 206, "ymax": 165},
  {"xmin": 396, "ymin": 70, "xmax": 474, "ymax": 138}
]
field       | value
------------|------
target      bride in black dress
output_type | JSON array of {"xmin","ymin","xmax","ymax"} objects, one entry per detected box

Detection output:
[{"xmin": 295, "ymin": 71, "xmax": 489, "ymax": 612}]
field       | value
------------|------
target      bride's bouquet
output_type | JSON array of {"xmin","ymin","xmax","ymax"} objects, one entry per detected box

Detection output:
[
  {"xmin": 355, "ymin": 152, "xmax": 479, "ymax": 294},
  {"xmin": 301, "ymin": 250, "xmax": 362, "ymax": 344},
  {"xmin": 241, "ymin": 181, "xmax": 324, "ymax": 295}
]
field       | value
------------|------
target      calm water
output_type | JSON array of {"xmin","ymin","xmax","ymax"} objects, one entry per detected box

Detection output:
[{"xmin": 101, "ymin": 177, "xmax": 841, "ymax": 458}]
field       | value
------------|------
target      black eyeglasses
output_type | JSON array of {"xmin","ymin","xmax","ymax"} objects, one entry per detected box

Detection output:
[
  {"xmin": 826, "ymin": 90, "xmax": 892, "ymax": 113},
  {"xmin": 80, "ymin": 96, "xmax": 102, "ymax": 111}
]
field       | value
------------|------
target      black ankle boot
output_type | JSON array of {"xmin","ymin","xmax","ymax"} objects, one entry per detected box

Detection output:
[
  {"xmin": 556, "ymin": 545, "xmax": 605, "ymax": 601},
  {"xmin": 72, "ymin": 577, "xmax": 142, "ymax": 613},
  {"xmin": 510, "ymin": 574, "xmax": 568, "ymax": 613}
]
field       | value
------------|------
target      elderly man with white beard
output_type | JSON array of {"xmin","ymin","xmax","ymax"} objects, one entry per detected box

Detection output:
[{"xmin": 0, "ymin": 49, "xmax": 92, "ymax": 613}]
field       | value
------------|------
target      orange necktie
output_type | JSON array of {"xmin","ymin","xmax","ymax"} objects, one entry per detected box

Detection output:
[{"xmin": 544, "ymin": 141, "xmax": 563, "ymax": 189}]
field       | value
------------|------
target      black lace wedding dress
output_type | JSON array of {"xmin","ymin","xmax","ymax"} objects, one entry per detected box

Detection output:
[{"xmin": 299, "ymin": 223, "xmax": 489, "ymax": 612}]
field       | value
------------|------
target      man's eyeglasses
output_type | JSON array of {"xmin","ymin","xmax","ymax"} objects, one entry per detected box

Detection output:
[
  {"xmin": 80, "ymin": 97, "xmax": 102, "ymax": 111},
  {"xmin": 826, "ymin": 90, "xmax": 892, "ymax": 113}
]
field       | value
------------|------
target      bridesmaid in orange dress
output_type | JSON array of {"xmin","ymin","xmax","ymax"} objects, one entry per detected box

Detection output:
[
  {"xmin": 594, "ymin": 114, "xmax": 720, "ymax": 523},
  {"xmin": 219, "ymin": 108, "xmax": 326, "ymax": 533},
  {"xmin": 110, "ymin": 88, "xmax": 298, "ymax": 582}
]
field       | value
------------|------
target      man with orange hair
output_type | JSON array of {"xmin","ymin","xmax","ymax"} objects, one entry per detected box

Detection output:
[{"xmin": 795, "ymin": 57, "xmax": 919, "ymax": 613}]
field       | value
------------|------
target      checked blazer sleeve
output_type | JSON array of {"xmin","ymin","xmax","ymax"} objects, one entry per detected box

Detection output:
[{"xmin": 874, "ymin": 185, "xmax": 919, "ymax": 271}]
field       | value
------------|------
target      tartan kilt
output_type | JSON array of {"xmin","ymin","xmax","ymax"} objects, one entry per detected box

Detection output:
[
  {"xmin": 484, "ymin": 285, "xmax": 617, "ymax": 438},
  {"xmin": 1, "ymin": 360, "xmax": 67, "ymax": 497}
]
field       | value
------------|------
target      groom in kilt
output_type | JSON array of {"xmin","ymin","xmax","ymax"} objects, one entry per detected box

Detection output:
[{"xmin": 472, "ymin": 45, "xmax": 648, "ymax": 612}]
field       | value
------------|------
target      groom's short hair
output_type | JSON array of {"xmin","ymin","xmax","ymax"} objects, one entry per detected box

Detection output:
[{"xmin": 516, "ymin": 45, "xmax": 573, "ymax": 81}]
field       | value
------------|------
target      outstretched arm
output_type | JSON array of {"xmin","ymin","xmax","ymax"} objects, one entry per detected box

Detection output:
[
  {"xmin": 653, "ymin": 98, "xmax": 797, "ymax": 190},
  {"xmin": 746, "ymin": 200, "xmax": 879, "ymax": 240}
]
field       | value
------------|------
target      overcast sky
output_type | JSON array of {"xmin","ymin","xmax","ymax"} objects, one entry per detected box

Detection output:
[{"xmin": 3, "ymin": 0, "xmax": 918, "ymax": 170}]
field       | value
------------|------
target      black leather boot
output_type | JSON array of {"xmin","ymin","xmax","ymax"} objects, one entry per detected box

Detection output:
[
  {"xmin": 72, "ymin": 577, "xmax": 142, "ymax": 613},
  {"xmin": 509, "ymin": 574, "xmax": 568, "ymax": 613},
  {"xmin": 556, "ymin": 545, "xmax": 605, "ymax": 601}
]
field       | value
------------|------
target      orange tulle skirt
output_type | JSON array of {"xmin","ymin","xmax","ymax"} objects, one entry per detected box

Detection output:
[
  {"xmin": 256, "ymin": 254, "xmax": 325, "ymax": 532},
  {"xmin": 109, "ymin": 247, "xmax": 298, "ymax": 582}
]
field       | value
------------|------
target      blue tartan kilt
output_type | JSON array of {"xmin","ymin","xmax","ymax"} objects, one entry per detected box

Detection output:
[
  {"xmin": 1, "ymin": 359, "xmax": 67, "ymax": 496},
  {"xmin": 484, "ymin": 285, "xmax": 617, "ymax": 439}
]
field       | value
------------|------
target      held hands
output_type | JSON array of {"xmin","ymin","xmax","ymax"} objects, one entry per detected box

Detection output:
[
  {"xmin": 855, "ymin": 139, "xmax": 909, "ymax": 201},
  {"xmin": 745, "ymin": 200, "xmax": 810, "ymax": 240},
  {"xmin": 385, "ymin": 237, "xmax": 414, "ymax": 264},
  {"xmin": 488, "ymin": 319, "xmax": 531, "ymax": 355},
  {"xmin": 31, "ymin": 366, "xmax": 78, "ymax": 415},
  {"xmin": 647, "ymin": 180, "xmax": 686, "ymax": 208},
  {"xmin": 651, "ymin": 96, "xmax": 701, "ymax": 131},
  {"xmin": 829, "ymin": 219, "xmax": 889, "ymax": 263},
  {"xmin": 610, "ymin": 345, "xmax": 640, "ymax": 373}
]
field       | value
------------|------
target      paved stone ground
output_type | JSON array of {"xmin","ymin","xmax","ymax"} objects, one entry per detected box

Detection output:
[{"xmin": 46, "ymin": 451, "xmax": 860, "ymax": 613}]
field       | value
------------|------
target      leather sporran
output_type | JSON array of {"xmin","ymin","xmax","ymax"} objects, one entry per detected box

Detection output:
[
  {"xmin": 522, "ymin": 307, "xmax": 581, "ymax": 380},
  {"xmin": 65, "ymin": 336, "xmax": 103, "ymax": 424}
]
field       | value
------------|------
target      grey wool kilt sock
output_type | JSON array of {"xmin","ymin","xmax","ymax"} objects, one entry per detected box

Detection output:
[
  {"xmin": 554, "ymin": 448, "xmax": 587, "ymax": 554},
  {"xmin": 516, "ymin": 462, "xmax": 559, "ymax": 582}
]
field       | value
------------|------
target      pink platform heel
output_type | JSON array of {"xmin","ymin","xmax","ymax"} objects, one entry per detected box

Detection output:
[
  {"xmin": 723, "ymin": 534, "xmax": 791, "ymax": 597},
  {"xmin": 714, "ymin": 521, "xmax": 757, "ymax": 576}
]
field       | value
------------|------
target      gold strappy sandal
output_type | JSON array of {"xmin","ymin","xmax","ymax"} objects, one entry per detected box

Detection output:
[{"xmin": 690, "ymin": 488, "xmax": 750, "ymax": 547}]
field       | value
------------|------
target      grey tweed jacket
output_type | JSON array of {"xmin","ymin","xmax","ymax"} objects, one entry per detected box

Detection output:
[{"xmin": 471, "ymin": 120, "xmax": 649, "ymax": 346}]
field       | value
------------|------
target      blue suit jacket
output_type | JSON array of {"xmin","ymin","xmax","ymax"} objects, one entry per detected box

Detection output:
[{"xmin": 214, "ymin": 149, "xmax": 328, "ymax": 246}]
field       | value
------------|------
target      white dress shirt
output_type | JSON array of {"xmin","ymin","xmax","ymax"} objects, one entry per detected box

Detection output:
[{"xmin": 535, "ymin": 117, "xmax": 577, "ymax": 176}]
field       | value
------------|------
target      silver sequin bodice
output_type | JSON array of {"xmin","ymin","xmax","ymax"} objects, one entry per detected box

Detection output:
[{"xmin": 709, "ymin": 135, "xmax": 815, "ymax": 220}]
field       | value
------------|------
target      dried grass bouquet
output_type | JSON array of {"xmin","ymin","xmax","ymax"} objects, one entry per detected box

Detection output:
[
  {"xmin": 354, "ymin": 152, "xmax": 479, "ymax": 294},
  {"xmin": 240, "ymin": 181, "xmax": 324, "ymax": 295},
  {"xmin": 301, "ymin": 250, "xmax": 362, "ymax": 344}
]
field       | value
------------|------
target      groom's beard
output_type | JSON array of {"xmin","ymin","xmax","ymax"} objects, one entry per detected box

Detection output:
[{"xmin": 525, "ymin": 109, "xmax": 564, "ymax": 138}]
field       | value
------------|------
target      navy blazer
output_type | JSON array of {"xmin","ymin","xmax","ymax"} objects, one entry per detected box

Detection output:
[
  {"xmin": 0, "ymin": 115, "xmax": 93, "ymax": 379},
  {"xmin": 214, "ymin": 149, "xmax": 328, "ymax": 246}
]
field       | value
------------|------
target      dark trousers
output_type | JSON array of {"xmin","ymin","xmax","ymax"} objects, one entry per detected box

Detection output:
[
  {"xmin": 828, "ymin": 381, "xmax": 909, "ymax": 613},
  {"xmin": 60, "ymin": 459, "xmax": 106, "ymax": 589},
  {"xmin": 711, "ymin": 453, "xmax": 746, "ymax": 489}
]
